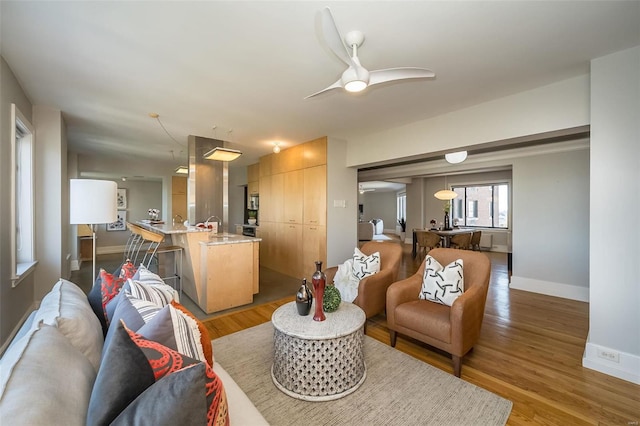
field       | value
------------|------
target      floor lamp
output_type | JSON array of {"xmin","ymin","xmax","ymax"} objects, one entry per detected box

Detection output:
[{"xmin": 70, "ymin": 179, "xmax": 118, "ymax": 282}]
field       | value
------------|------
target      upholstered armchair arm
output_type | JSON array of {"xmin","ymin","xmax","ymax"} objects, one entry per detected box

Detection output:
[
  {"xmin": 353, "ymin": 268, "xmax": 395, "ymax": 318},
  {"xmin": 324, "ymin": 266, "xmax": 338, "ymax": 285},
  {"xmin": 450, "ymin": 277, "xmax": 490, "ymax": 356},
  {"xmin": 386, "ymin": 272, "xmax": 423, "ymax": 328}
]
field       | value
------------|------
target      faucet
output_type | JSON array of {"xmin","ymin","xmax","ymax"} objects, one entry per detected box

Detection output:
[
  {"xmin": 172, "ymin": 214, "xmax": 183, "ymax": 225},
  {"xmin": 205, "ymin": 215, "xmax": 222, "ymax": 234}
]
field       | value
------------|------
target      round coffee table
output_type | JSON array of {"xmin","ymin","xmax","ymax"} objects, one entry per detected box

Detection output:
[{"xmin": 271, "ymin": 301, "xmax": 366, "ymax": 401}]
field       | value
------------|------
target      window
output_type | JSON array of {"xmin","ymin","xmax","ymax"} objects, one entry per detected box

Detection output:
[
  {"xmin": 11, "ymin": 104, "xmax": 36, "ymax": 287},
  {"xmin": 397, "ymin": 192, "xmax": 406, "ymax": 222},
  {"xmin": 451, "ymin": 183, "xmax": 509, "ymax": 229}
]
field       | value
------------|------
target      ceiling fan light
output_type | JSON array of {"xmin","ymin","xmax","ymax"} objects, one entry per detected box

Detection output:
[
  {"xmin": 445, "ymin": 151, "xmax": 468, "ymax": 164},
  {"xmin": 434, "ymin": 189, "xmax": 458, "ymax": 200},
  {"xmin": 203, "ymin": 147, "xmax": 242, "ymax": 162},
  {"xmin": 345, "ymin": 80, "xmax": 367, "ymax": 92}
]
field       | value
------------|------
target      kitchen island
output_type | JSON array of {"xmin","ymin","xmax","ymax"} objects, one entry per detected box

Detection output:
[{"xmin": 136, "ymin": 222, "xmax": 261, "ymax": 314}]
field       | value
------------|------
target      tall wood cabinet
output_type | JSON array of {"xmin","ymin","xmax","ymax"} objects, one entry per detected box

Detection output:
[
  {"xmin": 257, "ymin": 137, "xmax": 327, "ymax": 280},
  {"xmin": 172, "ymin": 176, "xmax": 187, "ymax": 221}
]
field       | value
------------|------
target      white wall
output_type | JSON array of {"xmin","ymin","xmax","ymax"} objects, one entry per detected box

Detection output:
[
  {"xmin": 510, "ymin": 147, "xmax": 590, "ymax": 301},
  {"xmin": 0, "ymin": 57, "xmax": 36, "ymax": 347},
  {"xmin": 326, "ymin": 137, "xmax": 358, "ymax": 267},
  {"xmin": 347, "ymin": 75, "xmax": 590, "ymax": 167},
  {"xmin": 584, "ymin": 46, "xmax": 640, "ymax": 384},
  {"xmin": 358, "ymin": 191, "xmax": 398, "ymax": 232},
  {"xmin": 33, "ymin": 106, "xmax": 68, "ymax": 300}
]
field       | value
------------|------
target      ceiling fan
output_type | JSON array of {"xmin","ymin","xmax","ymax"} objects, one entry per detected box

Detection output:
[
  {"xmin": 305, "ymin": 7, "xmax": 435, "ymax": 99},
  {"xmin": 358, "ymin": 184, "xmax": 375, "ymax": 194}
]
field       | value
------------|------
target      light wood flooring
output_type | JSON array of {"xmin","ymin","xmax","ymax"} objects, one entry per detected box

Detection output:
[{"xmin": 204, "ymin": 243, "xmax": 640, "ymax": 425}]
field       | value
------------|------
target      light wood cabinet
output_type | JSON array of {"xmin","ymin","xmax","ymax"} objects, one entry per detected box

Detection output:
[
  {"xmin": 259, "ymin": 175, "xmax": 273, "ymax": 222},
  {"xmin": 171, "ymin": 176, "xmax": 188, "ymax": 220},
  {"xmin": 259, "ymin": 155, "xmax": 272, "ymax": 177},
  {"xmin": 274, "ymin": 144, "xmax": 304, "ymax": 174},
  {"xmin": 278, "ymin": 222, "xmax": 303, "ymax": 278},
  {"xmin": 304, "ymin": 137, "xmax": 327, "ymax": 168},
  {"xmin": 303, "ymin": 165, "xmax": 326, "ymax": 226},
  {"xmin": 258, "ymin": 137, "xmax": 327, "ymax": 278},
  {"xmin": 247, "ymin": 180, "xmax": 259, "ymax": 199},
  {"xmin": 303, "ymin": 225, "xmax": 327, "ymax": 281},
  {"xmin": 247, "ymin": 163, "xmax": 260, "ymax": 183},
  {"xmin": 283, "ymin": 170, "xmax": 303, "ymax": 224}
]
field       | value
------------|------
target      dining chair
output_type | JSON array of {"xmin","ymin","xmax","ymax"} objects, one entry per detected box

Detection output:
[
  {"xmin": 415, "ymin": 230, "xmax": 441, "ymax": 256},
  {"xmin": 449, "ymin": 232, "xmax": 472, "ymax": 250},
  {"xmin": 470, "ymin": 230, "xmax": 482, "ymax": 251}
]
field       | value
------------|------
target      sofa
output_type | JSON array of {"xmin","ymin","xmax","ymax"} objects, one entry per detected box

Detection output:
[
  {"xmin": 0, "ymin": 268, "xmax": 268, "ymax": 425},
  {"xmin": 370, "ymin": 218, "xmax": 384, "ymax": 235},
  {"xmin": 358, "ymin": 221, "xmax": 375, "ymax": 241}
]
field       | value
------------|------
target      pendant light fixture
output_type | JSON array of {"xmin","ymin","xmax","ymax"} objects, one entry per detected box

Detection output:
[
  {"xmin": 434, "ymin": 175, "xmax": 458, "ymax": 200},
  {"xmin": 203, "ymin": 147, "xmax": 242, "ymax": 161},
  {"xmin": 203, "ymin": 129, "xmax": 242, "ymax": 161},
  {"xmin": 174, "ymin": 166, "xmax": 188, "ymax": 175}
]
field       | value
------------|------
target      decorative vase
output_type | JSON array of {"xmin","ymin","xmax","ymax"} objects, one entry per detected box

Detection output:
[
  {"xmin": 295, "ymin": 278, "xmax": 313, "ymax": 316},
  {"xmin": 444, "ymin": 212, "xmax": 451, "ymax": 230},
  {"xmin": 312, "ymin": 261, "xmax": 326, "ymax": 321}
]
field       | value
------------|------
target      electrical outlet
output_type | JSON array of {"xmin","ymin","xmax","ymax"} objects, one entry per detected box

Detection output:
[{"xmin": 597, "ymin": 349, "xmax": 620, "ymax": 363}]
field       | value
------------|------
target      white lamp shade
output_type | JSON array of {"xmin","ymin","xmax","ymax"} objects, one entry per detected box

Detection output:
[
  {"xmin": 70, "ymin": 179, "xmax": 118, "ymax": 224},
  {"xmin": 434, "ymin": 189, "xmax": 458, "ymax": 200}
]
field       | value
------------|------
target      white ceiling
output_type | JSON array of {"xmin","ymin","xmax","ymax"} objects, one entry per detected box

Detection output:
[{"xmin": 1, "ymin": 1, "xmax": 639, "ymax": 170}]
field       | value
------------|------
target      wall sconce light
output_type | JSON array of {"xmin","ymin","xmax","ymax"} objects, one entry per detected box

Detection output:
[
  {"xmin": 273, "ymin": 142, "xmax": 281, "ymax": 154},
  {"xmin": 445, "ymin": 150, "xmax": 467, "ymax": 164},
  {"xmin": 174, "ymin": 166, "xmax": 188, "ymax": 175},
  {"xmin": 203, "ymin": 147, "xmax": 242, "ymax": 161}
]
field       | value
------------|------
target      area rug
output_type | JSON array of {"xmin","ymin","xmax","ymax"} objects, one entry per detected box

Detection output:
[{"xmin": 212, "ymin": 322, "xmax": 512, "ymax": 425}]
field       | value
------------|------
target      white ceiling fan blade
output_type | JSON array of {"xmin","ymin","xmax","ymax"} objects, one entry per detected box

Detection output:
[
  {"xmin": 368, "ymin": 67, "xmax": 436, "ymax": 87},
  {"xmin": 320, "ymin": 7, "xmax": 356, "ymax": 68},
  {"xmin": 304, "ymin": 78, "xmax": 343, "ymax": 99}
]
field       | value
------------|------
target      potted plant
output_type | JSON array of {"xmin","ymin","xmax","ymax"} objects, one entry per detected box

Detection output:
[
  {"xmin": 397, "ymin": 217, "xmax": 407, "ymax": 242},
  {"xmin": 248, "ymin": 209, "xmax": 257, "ymax": 225}
]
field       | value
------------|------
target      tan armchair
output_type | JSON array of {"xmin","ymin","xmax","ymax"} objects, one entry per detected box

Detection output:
[
  {"xmin": 325, "ymin": 241, "xmax": 402, "ymax": 319},
  {"xmin": 386, "ymin": 248, "xmax": 491, "ymax": 377}
]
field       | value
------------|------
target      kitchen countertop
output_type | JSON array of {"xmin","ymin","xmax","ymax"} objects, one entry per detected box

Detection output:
[
  {"xmin": 200, "ymin": 232, "xmax": 262, "ymax": 246},
  {"xmin": 136, "ymin": 221, "xmax": 213, "ymax": 235}
]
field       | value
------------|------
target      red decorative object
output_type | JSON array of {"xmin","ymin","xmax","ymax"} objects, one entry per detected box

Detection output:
[{"xmin": 312, "ymin": 261, "xmax": 326, "ymax": 321}]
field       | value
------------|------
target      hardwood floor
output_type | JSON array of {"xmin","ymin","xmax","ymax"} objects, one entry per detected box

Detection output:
[{"xmin": 204, "ymin": 244, "xmax": 640, "ymax": 425}]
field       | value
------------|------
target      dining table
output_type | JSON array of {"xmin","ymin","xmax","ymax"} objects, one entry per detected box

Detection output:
[{"xmin": 412, "ymin": 228, "xmax": 475, "ymax": 258}]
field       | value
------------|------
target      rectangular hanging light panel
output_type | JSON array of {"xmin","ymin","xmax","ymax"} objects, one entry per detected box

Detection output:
[{"xmin": 203, "ymin": 147, "xmax": 242, "ymax": 161}]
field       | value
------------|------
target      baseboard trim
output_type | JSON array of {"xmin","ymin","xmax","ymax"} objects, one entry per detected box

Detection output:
[
  {"xmin": 583, "ymin": 340, "xmax": 640, "ymax": 385},
  {"xmin": 509, "ymin": 276, "xmax": 589, "ymax": 302}
]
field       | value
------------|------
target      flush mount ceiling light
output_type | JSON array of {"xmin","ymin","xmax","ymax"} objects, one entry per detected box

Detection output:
[
  {"xmin": 203, "ymin": 147, "xmax": 242, "ymax": 162},
  {"xmin": 174, "ymin": 166, "xmax": 188, "ymax": 175},
  {"xmin": 445, "ymin": 150, "xmax": 468, "ymax": 164},
  {"xmin": 273, "ymin": 142, "xmax": 281, "ymax": 154}
]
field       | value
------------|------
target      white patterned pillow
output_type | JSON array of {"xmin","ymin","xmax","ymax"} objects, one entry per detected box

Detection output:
[
  {"xmin": 127, "ymin": 279, "xmax": 177, "ymax": 306},
  {"xmin": 352, "ymin": 248, "xmax": 380, "ymax": 280},
  {"xmin": 419, "ymin": 256, "xmax": 464, "ymax": 306}
]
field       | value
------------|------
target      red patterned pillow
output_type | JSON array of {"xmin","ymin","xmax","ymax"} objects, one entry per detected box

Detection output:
[
  {"xmin": 88, "ymin": 321, "xmax": 229, "ymax": 425},
  {"xmin": 118, "ymin": 259, "xmax": 137, "ymax": 279},
  {"xmin": 127, "ymin": 327, "xmax": 229, "ymax": 425},
  {"xmin": 99, "ymin": 269, "xmax": 127, "ymax": 324}
]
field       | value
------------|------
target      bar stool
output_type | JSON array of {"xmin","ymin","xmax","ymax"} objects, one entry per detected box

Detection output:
[
  {"xmin": 137, "ymin": 227, "xmax": 184, "ymax": 298},
  {"xmin": 124, "ymin": 222, "xmax": 146, "ymax": 265}
]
